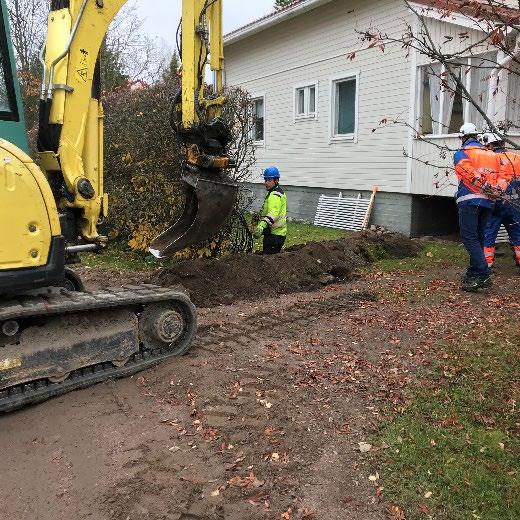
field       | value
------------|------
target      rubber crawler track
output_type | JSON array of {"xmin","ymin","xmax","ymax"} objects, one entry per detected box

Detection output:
[{"xmin": 0, "ymin": 285, "xmax": 197, "ymax": 413}]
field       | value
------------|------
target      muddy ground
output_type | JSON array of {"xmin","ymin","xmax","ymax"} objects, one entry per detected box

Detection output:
[{"xmin": 0, "ymin": 236, "xmax": 518, "ymax": 520}]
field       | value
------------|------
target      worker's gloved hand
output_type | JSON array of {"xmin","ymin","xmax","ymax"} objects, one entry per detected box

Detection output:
[
  {"xmin": 481, "ymin": 182, "xmax": 501, "ymax": 200},
  {"xmin": 253, "ymin": 227, "xmax": 263, "ymax": 239},
  {"xmin": 251, "ymin": 212, "xmax": 261, "ymax": 225}
]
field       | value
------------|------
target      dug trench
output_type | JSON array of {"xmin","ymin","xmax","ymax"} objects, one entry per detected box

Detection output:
[
  {"xmin": 78, "ymin": 232, "xmax": 421, "ymax": 307},
  {"xmin": 5, "ymin": 233, "xmax": 517, "ymax": 520}
]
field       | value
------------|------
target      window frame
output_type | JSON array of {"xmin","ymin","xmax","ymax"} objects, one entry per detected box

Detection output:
[
  {"xmin": 250, "ymin": 93, "xmax": 266, "ymax": 147},
  {"xmin": 0, "ymin": 6, "xmax": 19, "ymax": 122},
  {"xmin": 329, "ymin": 71, "xmax": 360, "ymax": 144},
  {"xmin": 415, "ymin": 53, "xmax": 508, "ymax": 139},
  {"xmin": 293, "ymin": 81, "xmax": 318, "ymax": 121}
]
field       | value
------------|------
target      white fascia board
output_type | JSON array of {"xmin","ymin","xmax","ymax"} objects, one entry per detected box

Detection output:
[
  {"xmin": 408, "ymin": 2, "xmax": 497, "ymax": 32},
  {"xmin": 224, "ymin": 0, "xmax": 334, "ymax": 45}
]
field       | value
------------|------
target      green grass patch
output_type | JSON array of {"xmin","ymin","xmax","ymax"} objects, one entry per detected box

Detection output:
[
  {"xmin": 81, "ymin": 244, "xmax": 176, "ymax": 272},
  {"xmin": 371, "ymin": 241, "xmax": 467, "ymax": 272},
  {"xmin": 284, "ymin": 222, "xmax": 350, "ymax": 248},
  {"xmin": 376, "ymin": 327, "xmax": 520, "ymax": 519}
]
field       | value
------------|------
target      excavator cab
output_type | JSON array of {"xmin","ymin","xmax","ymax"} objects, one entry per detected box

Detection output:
[{"xmin": 0, "ymin": 0, "xmax": 29, "ymax": 153}]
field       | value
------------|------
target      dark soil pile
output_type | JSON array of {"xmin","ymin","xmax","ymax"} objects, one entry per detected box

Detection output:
[{"xmin": 151, "ymin": 232, "xmax": 421, "ymax": 307}]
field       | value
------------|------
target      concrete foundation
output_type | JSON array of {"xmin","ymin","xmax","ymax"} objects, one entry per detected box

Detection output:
[{"xmin": 243, "ymin": 183, "xmax": 458, "ymax": 237}]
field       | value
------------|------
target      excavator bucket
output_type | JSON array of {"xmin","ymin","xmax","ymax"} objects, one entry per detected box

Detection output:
[{"xmin": 149, "ymin": 171, "xmax": 238, "ymax": 258}]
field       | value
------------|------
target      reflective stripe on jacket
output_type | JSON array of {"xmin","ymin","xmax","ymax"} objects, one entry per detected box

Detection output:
[
  {"xmin": 454, "ymin": 139, "xmax": 499, "ymax": 208},
  {"xmin": 255, "ymin": 186, "xmax": 287, "ymax": 237}
]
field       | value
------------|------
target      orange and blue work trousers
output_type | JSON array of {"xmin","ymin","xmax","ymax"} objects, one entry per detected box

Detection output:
[{"xmin": 483, "ymin": 198, "xmax": 520, "ymax": 267}]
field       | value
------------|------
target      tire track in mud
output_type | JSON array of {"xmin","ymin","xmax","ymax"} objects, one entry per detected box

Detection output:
[
  {"xmin": 100, "ymin": 290, "xmax": 376, "ymax": 520},
  {"xmin": 193, "ymin": 290, "xmax": 374, "ymax": 353}
]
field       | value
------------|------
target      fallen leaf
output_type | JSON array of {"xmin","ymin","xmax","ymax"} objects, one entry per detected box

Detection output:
[
  {"xmin": 386, "ymin": 505, "xmax": 406, "ymax": 519},
  {"xmin": 359, "ymin": 442, "xmax": 372, "ymax": 453},
  {"xmin": 247, "ymin": 490, "xmax": 269, "ymax": 505},
  {"xmin": 227, "ymin": 472, "xmax": 264, "ymax": 489},
  {"xmin": 369, "ymin": 472, "xmax": 380, "ymax": 482},
  {"xmin": 424, "ymin": 491, "xmax": 433, "ymax": 498}
]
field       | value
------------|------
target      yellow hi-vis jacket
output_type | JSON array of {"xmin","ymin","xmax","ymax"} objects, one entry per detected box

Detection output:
[{"xmin": 254, "ymin": 185, "xmax": 287, "ymax": 238}]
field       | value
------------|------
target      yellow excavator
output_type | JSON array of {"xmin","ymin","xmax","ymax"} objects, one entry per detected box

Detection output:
[{"xmin": 0, "ymin": 0, "xmax": 237, "ymax": 412}]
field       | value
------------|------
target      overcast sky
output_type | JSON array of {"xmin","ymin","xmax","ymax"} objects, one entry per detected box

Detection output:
[{"xmin": 134, "ymin": 0, "xmax": 276, "ymax": 47}]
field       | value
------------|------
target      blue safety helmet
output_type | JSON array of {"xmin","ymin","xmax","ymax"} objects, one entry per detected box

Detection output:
[{"xmin": 263, "ymin": 166, "xmax": 280, "ymax": 180}]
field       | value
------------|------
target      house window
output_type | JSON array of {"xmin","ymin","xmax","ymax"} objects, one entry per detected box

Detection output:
[
  {"xmin": 295, "ymin": 84, "xmax": 316, "ymax": 119},
  {"xmin": 332, "ymin": 75, "xmax": 357, "ymax": 139},
  {"xmin": 505, "ymin": 61, "xmax": 520, "ymax": 133},
  {"xmin": 251, "ymin": 96, "xmax": 265, "ymax": 144},
  {"xmin": 418, "ymin": 53, "xmax": 498, "ymax": 135}
]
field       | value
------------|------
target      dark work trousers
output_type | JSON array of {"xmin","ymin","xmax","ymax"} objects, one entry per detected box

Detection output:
[
  {"xmin": 458, "ymin": 204, "xmax": 492, "ymax": 280},
  {"xmin": 262, "ymin": 234, "xmax": 286, "ymax": 255}
]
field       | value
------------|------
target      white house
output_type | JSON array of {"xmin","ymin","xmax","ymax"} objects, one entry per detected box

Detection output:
[{"xmin": 224, "ymin": 0, "xmax": 520, "ymax": 236}]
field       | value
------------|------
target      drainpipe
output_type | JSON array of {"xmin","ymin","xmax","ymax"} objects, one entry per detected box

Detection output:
[{"xmin": 486, "ymin": 31, "xmax": 520, "ymax": 126}]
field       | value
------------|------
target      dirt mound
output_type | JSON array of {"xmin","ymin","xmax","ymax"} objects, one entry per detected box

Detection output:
[{"xmin": 151, "ymin": 232, "xmax": 420, "ymax": 307}]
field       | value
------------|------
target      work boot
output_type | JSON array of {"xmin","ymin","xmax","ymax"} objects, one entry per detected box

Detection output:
[
  {"xmin": 460, "ymin": 277, "xmax": 481, "ymax": 292},
  {"xmin": 479, "ymin": 276, "xmax": 492, "ymax": 288}
]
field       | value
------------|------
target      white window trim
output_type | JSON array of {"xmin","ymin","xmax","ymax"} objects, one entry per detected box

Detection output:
[
  {"xmin": 293, "ymin": 80, "xmax": 318, "ymax": 122},
  {"xmin": 415, "ymin": 60, "xmax": 469, "ymax": 138},
  {"xmin": 251, "ymin": 93, "xmax": 266, "ymax": 147},
  {"xmin": 329, "ymin": 71, "xmax": 360, "ymax": 144},
  {"xmin": 414, "ymin": 52, "xmax": 520, "ymax": 139}
]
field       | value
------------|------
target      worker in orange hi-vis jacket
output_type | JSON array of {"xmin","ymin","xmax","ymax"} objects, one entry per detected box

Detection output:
[
  {"xmin": 481, "ymin": 132, "xmax": 520, "ymax": 270},
  {"xmin": 453, "ymin": 123, "xmax": 501, "ymax": 292}
]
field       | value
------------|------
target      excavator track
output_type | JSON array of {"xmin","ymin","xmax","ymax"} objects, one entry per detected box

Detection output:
[{"xmin": 0, "ymin": 285, "xmax": 197, "ymax": 413}]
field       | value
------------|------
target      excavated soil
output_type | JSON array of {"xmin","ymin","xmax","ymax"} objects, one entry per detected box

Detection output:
[{"xmin": 151, "ymin": 233, "xmax": 421, "ymax": 307}]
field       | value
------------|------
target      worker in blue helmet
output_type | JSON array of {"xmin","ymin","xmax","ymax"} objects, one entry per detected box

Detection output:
[{"xmin": 253, "ymin": 166, "xmax": 288, "ymax": 254}]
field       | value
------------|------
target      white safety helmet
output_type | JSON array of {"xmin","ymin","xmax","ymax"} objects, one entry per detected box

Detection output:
[
  {"xmin": 459, "ymin": 123, "xmax": 478, "ymax": 138},
  {"xmin": 481, "ymin": 132, "xmax": 503, "ymax": 146}
]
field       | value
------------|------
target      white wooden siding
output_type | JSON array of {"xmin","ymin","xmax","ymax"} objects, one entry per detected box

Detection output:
[{"xmin": 225, "ymin": 0, "xmax": 413, "ymax": 193}]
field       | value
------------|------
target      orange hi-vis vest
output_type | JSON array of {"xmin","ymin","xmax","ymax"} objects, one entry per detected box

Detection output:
[
  {"xmin": 455, "ymin": 145, "xmax": 500, "ymax": 194},
  {"xmin": 497, "ymin": 149, "xmax": 520, "ymax": 193}
]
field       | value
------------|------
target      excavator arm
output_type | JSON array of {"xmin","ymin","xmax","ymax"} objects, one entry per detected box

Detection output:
[
  {"xmin": 38, "ymin": 0, "xmax": 237, "ymax": 256},
  {"xmin": 0, "ymin": 0, "xmax": 239, "ymax": 413},
  {"xmin": 150, "ymin": 0, "xmax": 238, "ymax": 257}
]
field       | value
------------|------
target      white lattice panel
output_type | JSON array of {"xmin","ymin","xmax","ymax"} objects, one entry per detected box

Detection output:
[
  {"xmin": 496, "ymin": 226, "xmax": 509, "ymax": 243},
  {"xmin": 314, "ymin": 194, "xmax": 371, "ymax": 231}
]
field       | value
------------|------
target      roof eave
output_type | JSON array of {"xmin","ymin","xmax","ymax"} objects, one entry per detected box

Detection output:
[
  {"xmin": 409, "ymin": 1, "xmax": 512, "ymax": 32},
  {"xmin": 224, "ymin": 0, "xmax": 334, "ymax": 45}
]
